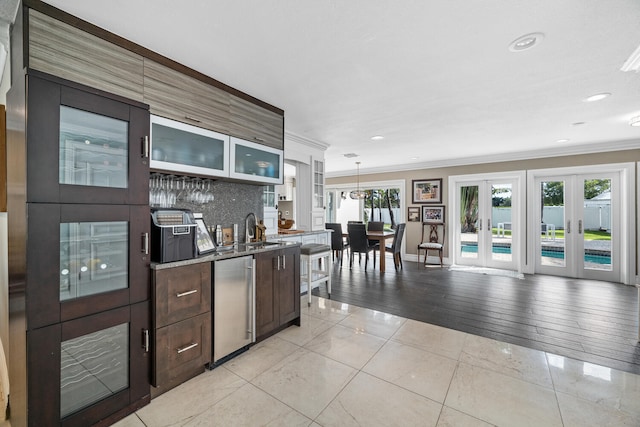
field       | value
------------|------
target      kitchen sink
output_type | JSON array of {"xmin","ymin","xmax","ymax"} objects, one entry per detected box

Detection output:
[{"xmin": 241, "ymin": 241, "xmax": 281, "ymax": 250}]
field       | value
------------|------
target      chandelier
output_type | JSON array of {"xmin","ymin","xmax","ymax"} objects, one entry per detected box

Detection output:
[{"xmin": 349, "ymin": 162, "xmax": 366, "ymax": 199}]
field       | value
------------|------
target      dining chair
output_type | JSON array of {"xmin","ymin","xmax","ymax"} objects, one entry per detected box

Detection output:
[
  {"xmin": 417, "ymin": 222, "xmax": 445, "ymax": 267},
  {"xmin": 325, "ymin": 223, "xmax": 349, "ymax": 265},
  {"xmin": 347, "ymin": 223, "xmax": 377, "ymax": 270},
  {"xmin": 385, "ymin": 223, "xmax": 406, "ymax": 270},
  {"xmin": 367, "ymin": 221, "xmax": 384, "ymax": 250}
]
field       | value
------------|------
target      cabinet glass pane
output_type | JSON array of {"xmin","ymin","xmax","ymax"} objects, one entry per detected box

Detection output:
[
  {"xmin": 314, "ymin": 160, "xmax": 324, "ymax": 208},
  {"xmin": 263, "ymin": 185, "xmax": 276, "ymax": 207},
  {"xmin": 61, "ymin": 323, "xmax": 129, "ymax": 418},
  {"xmin": 152, "ymin": 122, "xmax": 225, "ymax": 170},
  {"xmin": 59, "ymin": 106, "xmax": 129, "ymax": 188},
  {"xmin": 60, "ymin": 221, "xmax": 129, "ymax": 301},
  {"xmin": 234, "ymin": 145, "xmax": 280, "ymax": 178}
]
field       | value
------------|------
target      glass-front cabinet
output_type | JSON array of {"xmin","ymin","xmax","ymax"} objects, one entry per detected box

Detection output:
[
  {"xmin": 13, "ymin": 73, "xmax": 151, "ymax": 426},
  {"xmin": 150, "ymin": 115, "xmax": 230, "ymax": 177},
  {"xmin": 28, "ymin": 302, "xmax": 149, "ymax": 426},
  {"xmin": 230, "ymin": 136, "xmax": 284, "ymax": 184},
  {"xmin": 28, "ymin": 203, "xmax": 149, "ymax": 328},
  {"xmin": 27, "ymin": 74, "xmax": 150, "ymax": 205}
]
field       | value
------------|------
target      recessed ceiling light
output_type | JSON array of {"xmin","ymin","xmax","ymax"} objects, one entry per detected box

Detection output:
[
  {"xmin": 583, "ymin": 93, "xmax": 611, "ymax": 102},
  {"xmin": 572, "ymin": 122, "xmax": 586, "ymax": 126},
  {"xmin": 411, "ymin": 156, "xmax": 419, "ymax": 160},
  {"xmin": 556, "ymin": 139, "xmax": 570, "ymax": 143},
  {"xmin": 343, "ymin": 153, "xmax": 359, "ymax": 158},
  {"xmin": 630, "ymin": 116, "xmax": 640, "ymax": 127},
  {"xmin": 371, "ymin": 135, "xmax": 384, "ymax": 141},
  {"xmin": 508, "ymin": 32, "xmax": 545, "ymax": 52}
]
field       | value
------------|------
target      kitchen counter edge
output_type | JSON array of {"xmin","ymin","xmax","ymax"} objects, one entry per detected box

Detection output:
[{"xmin": 151, "ymin": 241, "xmax": 301, "ymax": 270}]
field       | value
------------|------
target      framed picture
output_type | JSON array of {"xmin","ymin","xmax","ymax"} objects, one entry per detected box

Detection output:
[
  {"xmin": 412, "ymin": 178, "xmax": 442, "ymax": 203},
  {"xmin": 422, "ymin": 205, "xmax": 445, "ymax": 224},
  {"xmin": 194, "ymin": 217, "xmax": 216, "ymax": 254},
  {"xmin": 407, "ymin": 206, "xmax": 421, "ymax": 222}
]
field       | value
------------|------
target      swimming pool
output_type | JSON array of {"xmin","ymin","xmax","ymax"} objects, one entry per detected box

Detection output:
[{"xmin": 460, "ymin": 244, "xmax": 611, "ymax": 265}]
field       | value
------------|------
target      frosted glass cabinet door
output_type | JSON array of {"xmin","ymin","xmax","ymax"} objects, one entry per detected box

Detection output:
[
  {"xmin": 150, "ymin": 115, "xmax": 230, "ymax": 177},
  {"xmin": 26, "ymin": 74, "xmax": 150, "ymax": 205},
  {"xmin": 229, "ymin": 137, "xmax": 283, "ymax": 184}
]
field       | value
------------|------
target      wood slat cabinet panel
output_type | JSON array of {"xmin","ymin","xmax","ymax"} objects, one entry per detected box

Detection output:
[
  {"xmin": 153, "ymin": 263, "xmax": 212, "ymax": 329},
  {"xmin": 229, "ymin": 95, "xmax": 284, "ymax": 150},
  {"xmin": 143, "ymin": 59, "xmax": 230, "ymax": 133},
  {"xmin": 153, "ymin": 311, "xmax": 211, "ymax": 387},
  {"xmin": 28, "ymin": 10, "xmax": 144, "ymax": 102}
]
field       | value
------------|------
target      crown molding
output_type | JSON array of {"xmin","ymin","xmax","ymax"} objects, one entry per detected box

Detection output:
[
  {"xmin": 285, "ymin": 131, "xmax": 330, "ymax": 151},
  {"xmin": 325, "ymin": 139, "xmax": 640, "ymax": 178}
]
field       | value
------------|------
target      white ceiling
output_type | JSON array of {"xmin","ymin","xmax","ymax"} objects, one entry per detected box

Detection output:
[{"xmin": 42, "ymin": 0, "xmax": 640, "ymax": 176}]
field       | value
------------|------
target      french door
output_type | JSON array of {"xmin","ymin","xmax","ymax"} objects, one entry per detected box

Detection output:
[
  {"xmin": 533, "ymin": 173, "xmax": 620, "ymax": 282},
  {"xmin": 455, "ymin": 177, "xmax": 519, "ymax": 271}
]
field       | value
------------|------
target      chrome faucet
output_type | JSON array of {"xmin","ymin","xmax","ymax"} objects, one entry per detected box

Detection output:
[{"xmin": 245, "ymin": 212, "xmax": 256, "ymax": 243}]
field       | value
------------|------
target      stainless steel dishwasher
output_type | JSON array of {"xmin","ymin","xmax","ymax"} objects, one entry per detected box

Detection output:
[{"xmin": 212, "ymin": 255, "xmax": 255, "ymax": 364}]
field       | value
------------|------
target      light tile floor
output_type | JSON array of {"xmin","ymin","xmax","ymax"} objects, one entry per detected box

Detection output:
[{"xmin": 114, "ymin": 296, "xmax": 640, "ymax": 427}]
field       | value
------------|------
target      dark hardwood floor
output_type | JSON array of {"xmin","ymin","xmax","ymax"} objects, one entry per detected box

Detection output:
[{"xmin": 313, "ymin": 255, "xmax": 640, "ymax": 375}]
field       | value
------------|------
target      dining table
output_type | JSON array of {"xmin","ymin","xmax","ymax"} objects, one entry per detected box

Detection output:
[{"xmin": 343, "ymin": 229, "xmax": 396, "ymax": 272}]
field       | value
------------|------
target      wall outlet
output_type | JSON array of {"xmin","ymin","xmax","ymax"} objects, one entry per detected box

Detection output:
[{"xmin": 285, "ymin": 211, "xmax": 290, "ymax": 215}]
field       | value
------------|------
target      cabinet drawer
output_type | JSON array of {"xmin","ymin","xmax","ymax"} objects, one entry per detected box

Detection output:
[
  {"xmin": 154, "ymin": 263, "xmax": 211, "ymax": 328},
  {"xmin": 153, "ymin": 311, "xmax": 211, "ymax": 386}
]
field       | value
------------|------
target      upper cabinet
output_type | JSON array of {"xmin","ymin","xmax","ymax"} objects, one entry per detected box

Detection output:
[
  {"xmin": 229, "ymin": 95, "xmax": 284, "ymax": 150},
  {"xmin": 150, "ymin": 115, "xmax": 229, "ymax": 178},
  {"xmin": 230, "ymin": 137, "xmax": 283, "ymax": 185},
  {"xmin": 26, "ymin": 73, "xmax": 150, "ymax": 205},
  {"xmin": 143, "ymin": 59, "xmax": 230, "ymax": 133},
  {"xmin": 28, "ymin": 9, "xmax": 144, "ymax": 102}
]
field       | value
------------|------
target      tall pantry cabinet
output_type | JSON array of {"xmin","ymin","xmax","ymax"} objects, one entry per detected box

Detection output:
[{"xmin": 7, "ymin": 5, "xmax": 152, "ymax": 424}]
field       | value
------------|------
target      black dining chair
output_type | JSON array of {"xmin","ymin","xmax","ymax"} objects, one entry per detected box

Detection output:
[
  {"xmin": 367, "ymin": 221, "xmax": 385, "ymax": 250},
  {"xmin": 385, "ymin": 223, "xmax": 406, "ymax": 270},
  {"xmin": 325, "ymin": 223, "xmax": 349, "ymax": 265},
  {"xmin": 347, "ymin": 223, "xmax": 377, "ymax": 270}
]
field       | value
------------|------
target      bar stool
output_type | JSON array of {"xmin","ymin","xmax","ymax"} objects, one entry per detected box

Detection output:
[{"xmin": 300, "ymin": 243, "xmax": 332, "ymax": 306}]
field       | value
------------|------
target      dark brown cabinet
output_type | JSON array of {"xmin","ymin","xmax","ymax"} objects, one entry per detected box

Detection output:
[
  {"xmin": 7, "ymin": 69, "xmax": 151, "ymax": 425},
  {"xmin": 152, "ymin": 263, "xmax": 212, "ymax": 391},
  {"xmin": 255, "ymin": 247, "xmax": 301, "ymax": 340}
]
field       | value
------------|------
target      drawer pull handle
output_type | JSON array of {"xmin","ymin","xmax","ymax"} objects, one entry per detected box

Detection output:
[
  {"xmin": 176, "ymin": 289, "xmax": 198, "ymax": 298},
  {"xmin": 177, "ymin": 342, "xmax": 198, "ymax": 354}
]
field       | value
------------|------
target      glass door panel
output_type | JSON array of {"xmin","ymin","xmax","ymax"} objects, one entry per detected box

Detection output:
[
  {"xmin": 539, "ymin": 180, "xmax": 566, "ymax": 268},
  {"xmin": 459, "ymin": 185, "xmax": 479, "ymax": 261},
  {"xmin": 582, "ymin": 178, "xmax": 612, "ymax": 273},
  {"xmin": 60, "ymin": 221, "xmax": 129, "ymax": 301},
  {"xmin": 59, "ymin": 106, "xmax": 129, "ymax": 188},
  {"xmin": 150, "ymin": 115, "xmax": 229, "ymax": 177},
  {"xmin": 230, "ymin": 137, "xmax": 283, "ymax": 184},
  {"xmin": 60, "ymin": 323, "xmax": 129, "ymax": 418},
  {"xmin": 490, "ymin": 183, "xmax": 513, "ymax": 264}
]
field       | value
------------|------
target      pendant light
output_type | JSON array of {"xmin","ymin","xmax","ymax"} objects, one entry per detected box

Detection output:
[{"xmin": 349, "ymin": 161, "xmax": 366, "ymax": 199}]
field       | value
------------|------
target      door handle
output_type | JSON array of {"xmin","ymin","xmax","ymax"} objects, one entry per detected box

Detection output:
[
  {"xmin": 487, "ymin": 219, "xmax": 491, "ymax": 231},
  {"xmin": 142, "ymin": 232, "xmax": 149, "ymax": 254},
  {"xmin": 566, "ymin": 220, "xmax": 571, "ymax": 234},
  {"xmin": 478, "ymin": 218, "xmax": 482, "ymax": 231},
  {"xmin": 142, "ymin": 136, "xmax": 149, "ymax": 158},
  {"xmin": 176, "ymin": 289, "xmax": 198, "ymax": 298},
  {"xmin": 142, "ymin": 329, "xmax": 149, "ymax": 352},
  {"xmin": 281, "ymin": 254, "xmax": 286, "ymax": 270},
  {"xmin": 578, "ymin": 220, "xmax": 583, "ymax": 234}
]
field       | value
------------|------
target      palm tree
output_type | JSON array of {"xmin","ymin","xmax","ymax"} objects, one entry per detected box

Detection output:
[{"xmin": 460, "ymin": 186, "xmax": 479, "ymax": 232}]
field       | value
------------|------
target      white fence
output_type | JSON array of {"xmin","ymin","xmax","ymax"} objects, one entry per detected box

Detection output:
[{"xmin": 492, "ymin": 206, "xmax": 610, "ymax": 231}]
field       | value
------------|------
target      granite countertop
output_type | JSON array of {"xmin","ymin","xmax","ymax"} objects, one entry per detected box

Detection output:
[
  {"xmin": 151, "ymin": 240, "xmax": 300, "ymax": 270},
  {"xmin": 267, "ymin": 229, "xmax": 332, "ymax": 238}
]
